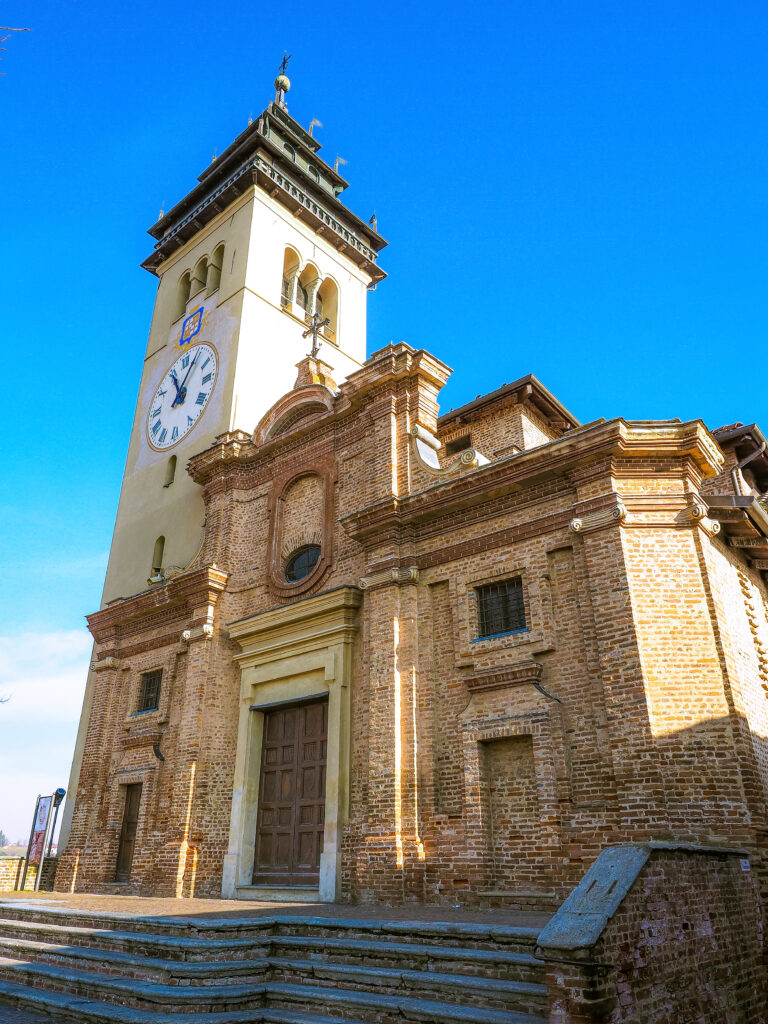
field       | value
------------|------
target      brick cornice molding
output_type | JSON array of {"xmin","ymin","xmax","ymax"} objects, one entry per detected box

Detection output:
[{"xmin": 87, "ymin": 565, "xmax": 229, "ymax": 644}]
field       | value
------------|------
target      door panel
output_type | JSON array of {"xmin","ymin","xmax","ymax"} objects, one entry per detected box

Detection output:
[
  {"xmin": 252, "ymin": 698, "xmax": 328, "ymax": 886},
  {"xmin": 115, "ymin": 783, "xmax": 142, "ymax": 883}
]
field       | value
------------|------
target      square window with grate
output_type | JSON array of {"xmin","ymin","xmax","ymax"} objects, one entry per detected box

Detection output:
[
  {"xmin": 475, "ymin": 577, "xmax": 527, "ymax": 639},
  {"xmin": 136, "ymin": 669, "xmax": 162, "ymax": 713}
]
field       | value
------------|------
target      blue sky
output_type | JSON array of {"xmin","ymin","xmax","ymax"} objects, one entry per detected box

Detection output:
[{"xmin": 1, "ymin": 0, "xmax": 767, "ymax": 839}]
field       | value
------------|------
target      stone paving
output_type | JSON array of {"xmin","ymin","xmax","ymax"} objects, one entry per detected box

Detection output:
[{"xmin": 0, "ymin": 890, "xmax": 551, "ymax": 927}]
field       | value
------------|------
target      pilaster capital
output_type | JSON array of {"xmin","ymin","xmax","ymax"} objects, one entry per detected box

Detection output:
[{"xmin": 359, "ymin": 566, "xmax": 419, "ymax": 591}]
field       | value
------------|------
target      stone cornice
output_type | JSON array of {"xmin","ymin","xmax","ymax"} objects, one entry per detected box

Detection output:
[
  {"xmin": 88, "ymin": 565, "xmax": 229, "ymax": 644},
  {"xmin": 341, "ymin": 419, "xmax": 722, "ymax": 545},
  {"xmin": 228, "ymin": 585, "xmax": 362, "ymax": 669}
]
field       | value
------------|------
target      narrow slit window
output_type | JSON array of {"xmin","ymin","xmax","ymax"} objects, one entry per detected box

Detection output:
[
  {"xmin": 164, "ymin": 456, "xmax": 177, "ymax": 487},
  {"xmin": 475, "ymin": 577, "xmax": 526, "ymax": 639},
  {"xmin": 151, "ymin": 536, "xmax": 165, "ymax": 575},
  {"xmin": 137, "ymin": 669, "xmax": 162, "ymax": 713}
]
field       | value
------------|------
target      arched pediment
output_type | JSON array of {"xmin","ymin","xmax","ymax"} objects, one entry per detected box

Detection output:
[{"xmin": 253, "ymin": 385, "xmax": 335, "ymax": 446}]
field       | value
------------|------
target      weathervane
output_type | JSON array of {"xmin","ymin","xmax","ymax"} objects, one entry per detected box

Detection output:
[
  {"xmin": 274, "ymin": 51, "xmax": 292, "ymax": 109},
  {"xmin": 302, "ymin": 312, "xmax": 331, "ymax": 359}
]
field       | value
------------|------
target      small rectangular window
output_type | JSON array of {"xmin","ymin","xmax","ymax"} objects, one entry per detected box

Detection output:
[
  {"xmin": 475, "ymin": 577, "xmax": 526, "ymax": 639},
  {"xmin": 446, "ymin": 434, "xmax": 471, "ymax": 457},
  {"xmin": 136, "ymin": 670, "xmax": 162, "ymax": 713}
]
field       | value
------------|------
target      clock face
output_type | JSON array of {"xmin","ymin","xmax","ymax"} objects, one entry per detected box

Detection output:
[{"xmin": 146, "ymin": 343, "xmax": 218, "ymax": 451}]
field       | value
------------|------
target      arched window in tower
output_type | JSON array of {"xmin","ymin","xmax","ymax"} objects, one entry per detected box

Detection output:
[
  {"xmin": 307, "ymin": 164, "xmax": 319, "ymax": 183},
  {"xmin": 164, "ymin": 455, "xmax": 177, "ymax": 487},
  {"xmin": 281, "ymin": 247, "xmax": 300, "ymax": 309},
  {"xmin": 283, "ymin": 143, "xmax": 296, "ymax": 162},
  {"xmin": 316, "ymin": 278, "xmax": 338, "ymax": 344},
  {"xmin": 190, "ymin": 257, "xmax": 207, "ymax": 298},
  {"xmin": 151, "ymin": 536, "xmax": 165, "ymax": 576},
  {"xmin": 206, "ymin": 243, "xmax": 224, "ymax": 293},
  {"xmin": 175, "ymin": 272, "xmax": 191, "ymax": 321},
  {"xmin": 296, "ymin": 263, "xmax": 319, "ymax": 316}
]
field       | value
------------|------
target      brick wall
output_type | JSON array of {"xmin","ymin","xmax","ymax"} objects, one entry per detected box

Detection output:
[
  {"xmin": 539, "ymin": 844, "xmax": 766, "ymax": 1023},
  {"xmin": 58, "ymin": 339, "xmax": 768, "ymax": 956}
]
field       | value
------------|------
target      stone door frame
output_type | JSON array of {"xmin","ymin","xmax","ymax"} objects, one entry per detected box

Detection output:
[{"xmin": 222, "ymin": 586, "xmax": 361, "ymax": 902}]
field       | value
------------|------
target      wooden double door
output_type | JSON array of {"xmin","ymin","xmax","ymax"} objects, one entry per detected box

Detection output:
[{"xmin": 252, "ymin": 697, "xmax": 328, "ymax": 886}]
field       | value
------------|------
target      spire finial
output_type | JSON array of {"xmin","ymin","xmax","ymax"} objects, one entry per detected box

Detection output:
[{"xmin": 274, "ymin": 50, "xmax": 292, "ymax": 109}]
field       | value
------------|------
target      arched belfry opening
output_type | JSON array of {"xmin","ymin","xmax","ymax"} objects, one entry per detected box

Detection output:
[
  {"xmin": 316, "ymin": 278, "xmax": 338, "ymax": 344},
  {"xmin": 281, "ymin": 248, "xmax": 300, "ymax": 309}
]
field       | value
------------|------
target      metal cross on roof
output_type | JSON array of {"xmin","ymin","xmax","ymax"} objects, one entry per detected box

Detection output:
[
  {"xmin": 302, "ymin": 312, "xmax": 331, "ymax": 359},
  {"xmin": 278, "ymin": 51, "xmax": 292, "ymax": 76}
]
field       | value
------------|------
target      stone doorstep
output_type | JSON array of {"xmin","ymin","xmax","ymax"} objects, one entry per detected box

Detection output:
[
  {"xmin": 237, "ymin": 885, "xmax": 321, "ymax": 902},
  {"xmin": 0, "ymin": 946, "xmax": 547, "ymax": 1013}
]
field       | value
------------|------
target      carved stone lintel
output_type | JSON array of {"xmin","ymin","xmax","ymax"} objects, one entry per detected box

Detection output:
[
  {"xmin": 92, "ymin": 656, "xmax": 121, "ymax": 672},
  {"xmin": 569, "ymin": 501, "xmax": 627, "ymax": 535},
  {"xmin": 358, "ymin": 566, "xmax": 419, "ymax": 591},
  {"xmin": 465, "ymin": 660, "xmax": 543, "ymax": 694},
  {"xmin": 181, "ymin": 623, "xmax": 215, "ymax": 643},
  {"xmin": 119, "ymin": 730, "xmax": 162, "ymax": 750}
]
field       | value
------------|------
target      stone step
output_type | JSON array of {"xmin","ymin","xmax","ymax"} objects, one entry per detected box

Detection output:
[
  {"xmin": 0, "ymin": 958, "xmax": 266, "ymax": 1012},
  {"xmin": 0, "ymin": 918, "xmax": 542, "ymax": 980},
  {"xmin": 0, "ymin": 917, "xmax": 264, "ymax": 962},
  {"xmin": 0, "ymin": 971, "xmax": 547, "ymax": 1024},
  {"xmin": 0, "ymin": 904, "xmax": 543, "ymax": 953},
  {"xmin": 266, "ymin": 981, "xmax": 546, "ymax": 1023},
  {"xmin": 0, "ymin": 977, "xmax": 366, "ymax": 1024},
  {"xmin": 268, "ymin": 957, "xmax": 547, "ymax": 1014},
  {"xmin": 0, "ymin": 941, "xmax": 546, "ymax": 1016}
]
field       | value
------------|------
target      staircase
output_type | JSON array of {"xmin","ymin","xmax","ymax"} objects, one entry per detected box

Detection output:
[{"xmin": 0, "ymin": 903, "xmax": 550, "ymax": 1023}]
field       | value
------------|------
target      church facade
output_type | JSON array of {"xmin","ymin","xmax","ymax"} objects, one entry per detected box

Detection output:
[{"xmin": 57, "ymin": 75, "xmax": 768, "ymax": 913}]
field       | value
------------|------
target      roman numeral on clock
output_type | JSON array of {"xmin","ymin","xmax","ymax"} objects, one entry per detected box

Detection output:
[
  {"xmin": 202, "ymin": 373, "xmax": 212, "ymax": 385},
  {"xmin": 195, "ymin": 392, "xmax": 207, "ymax": 405},
  {"xmin": 171, "ymin": 426, "xmax": 179, "ymax": 440},
  {"xmin": 158, "ymin": 428, "xmax": 167, "ymax": 444},
  {"xmin": 187, "ymin": 416, "xmax": 194, "ymax": 426},
  {"xmin": 201, "ymin": 357, "xmax": 210, "ymax": 370},
  {"xmin": 151, "ymin": 420, "xmax": 162, "ymax": 436},
  {"xmin": 181, "ymin": 354, "xmax": 190, "ymax": 368},
  {"xmin": 152, "ymin": 407, "xmax": 162, "ymax": 419}
]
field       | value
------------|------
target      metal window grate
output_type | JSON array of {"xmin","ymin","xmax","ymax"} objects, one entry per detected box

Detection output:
[
  {"xmin": 476, "ymin": 577, "xmax": 526, "ymax": 638},
  {"xmin": 137, "ymin": 670, "xmax": 162, "ymax": 713}
]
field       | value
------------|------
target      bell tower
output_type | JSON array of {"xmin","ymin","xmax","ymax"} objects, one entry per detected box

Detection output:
[{"xmin": 101, "ymin": 68, "xmax": 386, "ymax": 605}]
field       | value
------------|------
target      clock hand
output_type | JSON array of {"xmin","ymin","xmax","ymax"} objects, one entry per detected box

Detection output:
[
  {"xmin": 169, "ymin": 371, "xmax": 184, "ymax": 408},
  {"xmin": 177, "ymin": 349, "xmax": 201, "ymax": 397}
]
